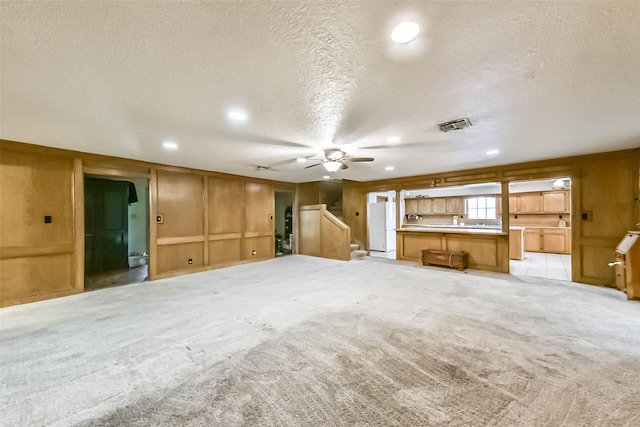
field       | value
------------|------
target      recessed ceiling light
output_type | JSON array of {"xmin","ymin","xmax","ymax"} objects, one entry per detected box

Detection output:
[
  {"xmin": 391, "ymin": 21, "xmax": 420, "ymax": 44},
  {"xmin": 163, "ymin": 141, "xmax": 178, "ymax": 150},
  {"xmin": 323, "ymin": 175, "xmax": 331, "ymax": 180},
  {"xmin": 385, "ymin": 166, "xmax": 394, "ymax": 171},
  {"xmin": 387, "ymin": 136, "xmax": 400, "ymax": 143},
  {"xmin": 296, "ymin": 158, "xmax": 307, "ymax": 163},
  {"xmin": 487, "ymin": 150, "xmax": 499, "ymax": 155},
  {"xmin": 228, "ymin": 109, "xmax": 248, "ymax": 122}
]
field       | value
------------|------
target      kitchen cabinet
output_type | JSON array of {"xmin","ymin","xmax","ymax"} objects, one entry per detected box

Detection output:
[
  {"xmin": 517, "ymin": 192, "xmax": 542, "ymax": 213},
  {"xmin": 417, "ymin": 198, "xmax": 433, "ymax": 214},
  {"xmin": 542, "ymin": 190, "xmax": 570, "ymax": 213},
  {"xmin": 405, "ymin": 198, "xmax": 418, "ymax": 215},
  {"xmin": 446, "ymin": 197, "xmax": 465, "ymax": 214},
  {"xmin": 433, "ymin": 198, "xmax": 447, "ymax": 214},
  {"xmin": 509, "ymin": 190, "xmax": 570, "ymax": 214},
  {"xmin": 524, "ymin": 229, "xmax": 542, "ymax": 252},
  {"xmin": 523, "ymin": 227, "xmax": 570, "ymax": 254}
]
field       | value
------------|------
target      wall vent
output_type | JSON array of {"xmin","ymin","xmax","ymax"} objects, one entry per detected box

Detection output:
[{"xmin": 438, "ymin": 117, "xmax": 472, "ymax": 132}]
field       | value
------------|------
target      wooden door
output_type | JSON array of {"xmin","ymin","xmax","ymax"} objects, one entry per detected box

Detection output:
[
  {"xmin": 85, "ymin": 178, "xmax": 129, "ymax": 272},
  {"xmin": 524, "ymin": 229, "xmax": 541, "ymax": 252}
]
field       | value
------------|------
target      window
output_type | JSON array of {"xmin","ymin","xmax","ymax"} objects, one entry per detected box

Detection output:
[{"xmin": 466, "ymin": 196, "xmax": 496, "ymax": 219}]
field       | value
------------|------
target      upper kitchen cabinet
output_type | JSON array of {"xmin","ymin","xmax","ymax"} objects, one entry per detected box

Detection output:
[
  {"xmin": 542, "ymin": 190, "xmax": 570, "ymax": 213},
  {"xmin": 417, "ymin": 198, "xmax": 433, "ymax": 215},
  {"xmin": 446, "ymin": 197, "xmax": 465, "ymax": 215},
  {"xmin": 405, "ymin": 198, "xmax": 418, "ymax": 215},
  {"xmin": 509, "ymin": 190, "xmax": 570, "ymax": 214},
  {"xmin": 517, "ymin": 192, "xmax": 543, "ymax": 213},
  {"xmin": 432, "ymin": 198, "xmax": 447, "ymax": 214}
]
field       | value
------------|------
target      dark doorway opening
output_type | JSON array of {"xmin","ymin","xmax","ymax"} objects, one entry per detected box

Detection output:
[
  {"xmin": 275, "ymin": 191, "xmax": 294, "ymax": 255},
  {"xmin": 84, "ymin": 177, "xmax": 149, "ymax": 290}
]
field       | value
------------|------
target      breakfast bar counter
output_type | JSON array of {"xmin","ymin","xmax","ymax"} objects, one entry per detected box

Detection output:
[{"xmin": 396, "ymin": 225, "xmax": 510, "ymax": 273}]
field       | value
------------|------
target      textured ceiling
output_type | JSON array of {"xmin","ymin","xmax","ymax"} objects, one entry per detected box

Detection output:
[{"xmin": 2, "ymin": 1, "xmax": 640, "ymax": 183}]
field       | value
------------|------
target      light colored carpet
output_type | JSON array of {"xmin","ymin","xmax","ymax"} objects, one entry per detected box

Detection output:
[{"xmin": 1, "ymin": 255, "xmax": 639, "ymax": 426}]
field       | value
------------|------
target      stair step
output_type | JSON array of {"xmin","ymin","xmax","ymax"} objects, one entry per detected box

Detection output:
[
  {"xmin": 350, "ymin": 243, "xmax": 359, "ymax": 251},
  {"xmin": 351, "ymin": 250, "xmax": 367, "ymax": 260}
]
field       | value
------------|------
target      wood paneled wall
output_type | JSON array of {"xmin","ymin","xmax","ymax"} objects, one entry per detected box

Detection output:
[
  {"xmin": 1, "ymin": 150, "xmax": 83, "ymax": 306},
  {"xmin": 1, "ymin": 140, "xmax": 276, "ymax": 306},
  {"xmin": 151, "ymin": 171, "xmax": 275, "ymax": 279}
]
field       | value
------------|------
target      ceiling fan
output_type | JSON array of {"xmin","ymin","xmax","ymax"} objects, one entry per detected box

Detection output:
[{"xmin": 304, "ymin": 147, "xmax": 374, "ymax": 172}]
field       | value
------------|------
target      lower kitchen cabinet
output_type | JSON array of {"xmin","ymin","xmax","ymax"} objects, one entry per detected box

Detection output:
[{"xmin": 523, "ymin": 227, "xmax": 571, "ymax": 254}]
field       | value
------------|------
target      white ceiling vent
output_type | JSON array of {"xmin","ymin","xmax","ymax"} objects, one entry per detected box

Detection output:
[{"xmin": 438, "ymin": 118, "xmax": 472, "ymax": 132}]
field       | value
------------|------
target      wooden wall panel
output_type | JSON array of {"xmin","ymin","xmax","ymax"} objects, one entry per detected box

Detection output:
[
  {"xmin": 1, "ymin": 254, "xmax": 74, "ymax": 304},
  {"xmin": 244, "ymin": 236, "xmax": 273, "ymax": 260},
  {"xmin": 321, "ymin": 215, "xmax": 349, "ymax": 260},
  {"xmin": 157, "ymin": 242, "xmax": 204, "ymax": 274},
  {"xmin": 573, "ymin": 156, "xmax": 636, "ymax": 285},
  {"xmin": 156, "ymin": 170, "xmax": 204, "ymax": 238},
  {"xmin": 446, "ymin": 236, "xmax": 500, "ymax": 270},
  {"xmin": 209, "ymin": 177, "xmax": 243, "ymax": 234},
  {"xmin": 343, "ymin": 180, "xmax": 367, "ymax": 249},
  {"xmin": 401, "ymin": 233, "xmax": 443, "ymax": 260},
  {"xmin": 580, "ymin": 245, "xmax": 616, "ymax": 284},
  {"xmin": 0, "ymin": 151, "xmax": 74, "ymax": 247},
  {"xmin": 245, "ymin": 181, "xmax": 274, "ymax": 234},
  {"xmin": 299, "ymin": 209, "xmax": 321, "ymax": 255},
  {"xmin": 209, "ymin": 238, "xmax": 242, "ymax": 266}
]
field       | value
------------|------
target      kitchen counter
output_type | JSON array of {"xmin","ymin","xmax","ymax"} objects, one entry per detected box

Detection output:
[
  {"xmin": 397, "ymin": 226, "xmax": 509, "ymax": 273},
  {"xmin": 399, "ymin": 225, "xmax": 507, "ymax": 235}
]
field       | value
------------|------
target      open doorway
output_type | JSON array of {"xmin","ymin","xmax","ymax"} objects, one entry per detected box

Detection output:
[
  {"xmin": 275, "ymin": 190, "xmax": 294, "ymax": 256},
  {"xmin": 508, "ymin": 178, "xmax": 572, "ymax": 281},
  {"xmin": 367, "ymin": 190, "xmax": 397, "ymax": 259},
  {"xmin": 84, "ymin": 176, "xmax": 149, "ymax": 290}
]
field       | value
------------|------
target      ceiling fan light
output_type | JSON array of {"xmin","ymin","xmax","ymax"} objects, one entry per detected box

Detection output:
[
  {"xmin": 325, "ymin": 148, "xmax": 345, "ymax": 160},
  {"xmin": 323, "ymin": 161, "xmax": 342, "ymax": 172}
]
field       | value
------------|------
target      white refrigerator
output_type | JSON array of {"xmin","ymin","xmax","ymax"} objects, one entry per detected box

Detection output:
[{"xmin": 369, "ymin": 202, "xmax": 396, "ymax": 252}]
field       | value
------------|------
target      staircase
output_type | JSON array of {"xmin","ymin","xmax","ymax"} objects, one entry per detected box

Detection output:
[
  {"xmin": 350, "ymin": 242, "xmax": 367, "ymax": 260},
  {"xmin": 328, "ymin": 197, "xmax": 343, "ymax": 220},
  {"xmin": 328, "ymin": 197, "xmax": 366, "ymax": 260}
]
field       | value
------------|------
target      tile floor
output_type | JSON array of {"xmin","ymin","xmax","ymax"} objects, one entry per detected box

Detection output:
[
  {"xmin": 369, "ymin": 250, "xmax": 397, "ymax": 260},
  {"xmin": 371, "ymin": 250, "xmax": 573, "ymax": 281},
  {"xmin": 510, "ymin": 252, "xmax": 572, "ymax": 281}
]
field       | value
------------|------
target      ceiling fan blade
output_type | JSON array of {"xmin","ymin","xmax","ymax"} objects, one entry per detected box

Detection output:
[
  {"xmin": 304, "ymin": 163, "xmax": 322, "ymax": 169},
  {"xmin": 348, "ymin": 157, "xmax": 374, "ymax": 162},
  {"xmin": 340, "ymin": 163, "xmax": 349, "ymax": 170}
]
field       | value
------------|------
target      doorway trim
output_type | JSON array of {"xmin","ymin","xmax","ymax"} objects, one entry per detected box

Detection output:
[{"xmin": 81, "ymin": 165, "xmax": 151, "ymax": 291}]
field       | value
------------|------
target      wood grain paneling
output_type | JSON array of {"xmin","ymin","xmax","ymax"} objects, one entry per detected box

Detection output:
[
  {"xmin": 209, "ymin": 239, "xmax": 242, "ymax": 266},
  {"xmin": 343, "ymin": 180, "xmax": 367, "ymax": 249},
  {"xmin": 245, "ymin": 181, "xmax": 274, "ymax": 234},
  {"xmin": 321, "ymin": 215, "xmax": 350, "ymax": 260},
  {"xmin": 157, "ymin": 242, "xmax": 204, "ymax": 274},
  {"xmin": 446, "ymin": 236, "xmax": 499, "ymax": 270},
  {"xmin": 209, "ymin": 177, "xmax": 243, "ymax": 234},
  {"xmin": 156, "ymin": 170, "xmax": 204, "ymax": 238},
  {"xmin": 400, "ymin": 233, "xmax": 443, "ymax": 259},
  {"xmin": 1, "ymin": 254, "xmax": 75, "ymax": 303},
  {"xmin": 299, "ymin": 209, "xmax": 321, "ymax": 255},
  {"xmin": 0, "ymin": 151, "xmax": 74, "ymax": 247},
  {"xmin": 244, "ymin": 236, "xmax": 273, "ymax": 260}
]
